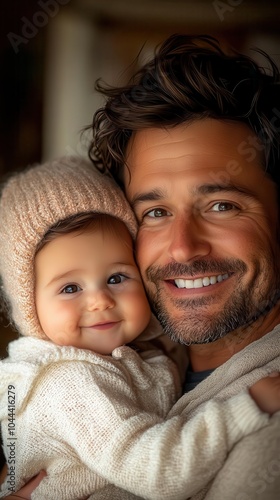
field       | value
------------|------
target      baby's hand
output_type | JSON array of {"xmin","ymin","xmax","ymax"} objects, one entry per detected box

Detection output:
[
  {"xmin": 249, "ymin": 372, "xmax": 280, "ymax": 415},
  {"xmin": 3, "ymin": 470, "xmax": 46, "ymax": 499}
]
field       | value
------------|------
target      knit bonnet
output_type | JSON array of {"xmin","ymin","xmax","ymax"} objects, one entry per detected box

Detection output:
[{"xmin": 0, "ymin": 156, "xmax": 137, "ymax": 339}]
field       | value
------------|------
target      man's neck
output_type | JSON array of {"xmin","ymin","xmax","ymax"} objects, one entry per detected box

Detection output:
[{"xmin": 188, "ymin": 303, "xmax": 280, "ymax": 372}]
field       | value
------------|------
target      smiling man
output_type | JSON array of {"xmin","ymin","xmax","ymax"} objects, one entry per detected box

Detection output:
[
  {"xmin": 125, "ymin": 119, "xmax": 280, "ymax": 371},
  {"xmin": 89, "ymin": 34, "xmax": 280, "ymax": 498}
]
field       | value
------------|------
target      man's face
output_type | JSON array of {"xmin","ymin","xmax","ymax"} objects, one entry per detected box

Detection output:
[{"xmin": 124, "ymin": 118, "xmax": 280, "ymax": 345}]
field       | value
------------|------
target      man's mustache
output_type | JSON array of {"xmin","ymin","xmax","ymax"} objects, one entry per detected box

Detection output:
[{"xmin": 146, "ymin": 259, "xmax": 247, "ymax": 282}]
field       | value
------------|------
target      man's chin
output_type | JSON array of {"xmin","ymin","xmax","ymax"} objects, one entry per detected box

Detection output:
[{"xmin": 154, "ymin": 304, "xmax": 250, "ymax": 345}]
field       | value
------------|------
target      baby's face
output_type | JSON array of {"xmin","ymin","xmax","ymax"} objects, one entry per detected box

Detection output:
[{"xmin": 35, "ymin": 222, "xmax": 151, "ymax": 354}]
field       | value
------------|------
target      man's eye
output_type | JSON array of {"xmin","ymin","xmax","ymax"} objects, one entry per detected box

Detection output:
[
  {"xmin": 145, "ymin": 208, "xmax": 170, "ymax": 218},
  {"xmin": 108, "ymin": 274, "xmax": 126, "ymax": 285},
  {"xmin": 61, "ymin": 284, "xmax": 81, "ymax": 294},
  {"xmin": 210, "ymin": 202, "xmax": 237, "ymax": 212}
]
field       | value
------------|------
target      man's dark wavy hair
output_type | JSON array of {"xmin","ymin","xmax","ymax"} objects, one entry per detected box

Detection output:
[{"xmin": 88, "ymin": 34, "xmax": 280, "ymax": 188}]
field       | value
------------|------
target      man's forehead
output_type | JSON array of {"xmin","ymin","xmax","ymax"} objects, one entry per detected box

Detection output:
[
  {"xmin": 124, "ymin": 121, "xmax": 266, "ymax": 185},
  {"xmin": 125, "ymin": 120, "xmax": 264, "ymax": 164}
]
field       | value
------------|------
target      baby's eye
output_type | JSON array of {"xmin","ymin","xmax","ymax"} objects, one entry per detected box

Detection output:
[
  {"xmin": 210, "ymin": 202, "xmax": 238, "ymax": 212},
  {"xmin": 61, "ymin": 284, "xmax": 81, "ymax": 294},
  {"xmin": 144, "ymin": 208, "xmax": 171, "ymax": 218},
  {"xmin": 108, "ymin": 274, "xmax": 126, "ymax": 285}
]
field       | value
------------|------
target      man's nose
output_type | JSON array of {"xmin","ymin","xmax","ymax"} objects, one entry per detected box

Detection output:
[
  {"xmin": 168, "ymin": 213, "xmax": 211, "ymax": 264},
  {"xmin": 86, "ymin": 290, "xmax": 115, "ymax": 311}
]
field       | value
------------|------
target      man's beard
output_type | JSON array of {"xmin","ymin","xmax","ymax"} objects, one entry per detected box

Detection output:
[{"xmin": 145, "ymin": 258, "xmax": 280, "ymax": 346}]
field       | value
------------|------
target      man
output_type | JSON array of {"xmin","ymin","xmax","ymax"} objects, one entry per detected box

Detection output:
[
  {"xmin": 88, "ymin": 34, "xmax": 280, "ymax": 498},
  {"xmin": 5, "ymin": 34, "xmax": 280, "ymax": 499}
]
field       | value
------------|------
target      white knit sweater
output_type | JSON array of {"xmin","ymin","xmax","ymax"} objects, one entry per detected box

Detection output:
[
  {"xmin": 86, "ymin": 326, "xmax": 280, "ymax": 500},
  {"xmin": 170, "ymin": 325, "xmax": 280, "ymax": 500},
  {"xmin": 0, "ymin": 334, "xmax": 269, "ymax": 500}
]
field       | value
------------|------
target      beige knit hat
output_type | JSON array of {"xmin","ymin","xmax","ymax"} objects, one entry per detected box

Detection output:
[{"xmin": 0, "ymin": 156, "xmax": 137, "ymax": 339}]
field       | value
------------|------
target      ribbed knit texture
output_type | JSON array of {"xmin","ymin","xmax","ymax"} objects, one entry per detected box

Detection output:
[
  {"xmin": 0, "ymin": 156, "xmax": 137, "ymax": 339},
  {"xmin": 0, "ymin": 334, "xmax": 270, "ymax": 500}
]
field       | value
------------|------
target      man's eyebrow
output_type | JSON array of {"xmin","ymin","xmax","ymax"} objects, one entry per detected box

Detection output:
[
  {"xmin": 130, "ymin": 184, "xmax": 256, "ymax": 208},
  {"xmin": 130, "ymin": 189, "xmax": 166, "ymax": 209},
  {"xmin": 193, "ymin": 184, "xmax": 255, "ymax": 198}
]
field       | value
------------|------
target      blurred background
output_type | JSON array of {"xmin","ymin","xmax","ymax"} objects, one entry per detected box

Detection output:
[{"xmin": 0, "ymin": 0, "xmax": 280, "ymax": 355}]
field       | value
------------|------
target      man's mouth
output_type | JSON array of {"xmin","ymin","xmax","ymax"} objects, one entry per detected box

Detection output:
[{"xmin": 174, "ymin": 273, "xmax": 229, "ymax": 289}]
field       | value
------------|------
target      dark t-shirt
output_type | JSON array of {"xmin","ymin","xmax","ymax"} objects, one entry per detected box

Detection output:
[{"xmin": 183, "ymin": 368, "xmax": 215, "ymax": 393}]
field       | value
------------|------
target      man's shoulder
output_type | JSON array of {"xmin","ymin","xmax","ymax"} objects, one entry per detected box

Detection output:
[{"xmin": 204, "ymin": 415, "xmax": 280, "ymax": 500}]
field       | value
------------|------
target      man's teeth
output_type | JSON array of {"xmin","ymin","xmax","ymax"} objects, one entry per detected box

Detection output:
[{"xmin": 175, "ymin": 274, "xmax": 229, "ymax": 289}]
